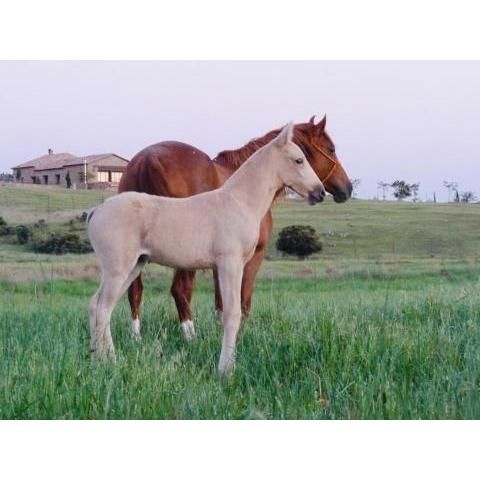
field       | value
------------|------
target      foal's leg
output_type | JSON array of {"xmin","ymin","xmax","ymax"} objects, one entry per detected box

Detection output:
[
  {"xmin": 216, "ymin": 259, "xmax": 243, "ymax": 376},
  {"xmin": 170, "ymin": 269, "xmax": 197, "ymax": 340},
  {"xmin": 90, "ymin": 264, "xmax": 144, "ymax": 358},
  {"xmin": 90, "ymin": 276, "xmax": 125, "ymax": 359},
  {"xmin": 127, "ymin": 274, "xmax": 143, "ymax": 339}
]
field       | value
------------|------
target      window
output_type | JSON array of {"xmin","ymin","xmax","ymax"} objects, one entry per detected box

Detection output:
[
  {"xmin": 55, "ymin": 174, "xmax": 60, "ymax": 185},
  {"xmin": 97, "ymin": 170, "xmax": 123, "ymax": 182},
  {"xmin": 43, "ymin": 175, "xmax": 48, "ymax": 184},
  {"xmin": 111, "ymin": 171, "xmax": 123, "ymax": 183},
  {"xmin": 97, "ymin": 171, "xmax": 109, "ymax": 182}
]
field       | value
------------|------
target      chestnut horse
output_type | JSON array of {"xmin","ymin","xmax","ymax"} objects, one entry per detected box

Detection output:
[{"xmin": 119, "ymin": 115, "xmax": 352, "ymax": 339}]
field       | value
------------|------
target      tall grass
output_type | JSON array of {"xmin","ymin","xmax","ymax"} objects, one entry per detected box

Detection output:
[{"xmin": 1, "ymin": 268, "xmax": 479, "ymax": 419}]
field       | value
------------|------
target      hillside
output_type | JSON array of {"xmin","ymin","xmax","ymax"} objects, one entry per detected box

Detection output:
[{"xmin": 0, "ymin": 184, "xmax": 479, "ymax": 281}]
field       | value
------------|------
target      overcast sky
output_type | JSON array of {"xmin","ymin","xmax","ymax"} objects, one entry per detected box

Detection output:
[{"xmin": 1, "ymin": 61, "xmax": 479, "ymax": 199}]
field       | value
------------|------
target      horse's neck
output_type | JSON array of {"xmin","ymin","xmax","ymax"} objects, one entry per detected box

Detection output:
[
  {"xmin": 214, "ymin": 131, "xmax": 278, "ymax": 171},
  {"xmin": 222, "ymin": 149, "xmax": 280, "ymax": 221}
]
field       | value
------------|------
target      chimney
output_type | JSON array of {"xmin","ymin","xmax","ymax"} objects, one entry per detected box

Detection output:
[{"xmin": 48, "ymin": 148, "xmax": 53, "ymax": 155}]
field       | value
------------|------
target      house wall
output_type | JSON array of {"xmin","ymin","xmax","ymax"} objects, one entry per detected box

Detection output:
[
  {"xmin": 66, "ymin": 164, "xmax": 90, "ymax": 187},
  {"xmin": 13, "ymin": 155, "xmax": 129, "ymax": 188},
  {"xmin": 34, "ymin": 167, "xmax": 67, "ymax": 186},
  {"xmin": 15, "ymin": 167, "xmax": 35, "ymax": 183},
  {"xmin": 89, "ymin": 156, "xmax": 129, "ymax": 185}
]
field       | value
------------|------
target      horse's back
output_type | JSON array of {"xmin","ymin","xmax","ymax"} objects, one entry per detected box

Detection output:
[{"xmin": 119, "ymin": 141, "xmax": 221, "ymax": 198}]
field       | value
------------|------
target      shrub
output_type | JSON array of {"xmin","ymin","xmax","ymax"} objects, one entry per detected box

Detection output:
[
  {"xmin": 276, "ymin": 225, "xmax": 323, "ymax": 259},
  {"xmin": 33, "ymin": 219, "xmax": 47, "ymax": 229},
  {"xmin": 32, "ymin": 232, "xmax": 92, "ymax": 255},
  {"xmin": 0, "ymin": 217, "xmax": 12, "ymax": 236},
  {"xmin": 16, "ymin": 225, "xmax": 31, "ymax": 244}
]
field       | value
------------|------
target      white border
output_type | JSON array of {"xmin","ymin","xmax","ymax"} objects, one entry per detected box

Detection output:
[
  {"xmin": 0, "ymin": 421, "xmax": 478, "ymax": 479},
  {"xmin": 0, "ymin": 0, "xmax": 479, "ymax": 59},
  {"xmin": 1, "ymin": 1, "xmax": 479, "ymax": 477}
]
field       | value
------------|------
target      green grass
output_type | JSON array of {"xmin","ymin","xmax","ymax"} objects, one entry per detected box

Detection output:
[
  {"xmin": 268, "ymin": 197, "xmax": 480, "ymax": 260},
  {"xmin": 0, "ymin": 184, "xmax": 479, "ymax": 419},
  {"xmin": 1, "ymin": 270, "xmax": 479, "ymax": 419},
  {"xmin": 0, "ymin": 183, "xmax": 112, "ymax": 224}
]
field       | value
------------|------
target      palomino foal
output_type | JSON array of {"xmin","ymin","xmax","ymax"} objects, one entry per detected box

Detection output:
[{"xmin": 87, "ymin": 123, "xmax": 325, "ymax": 375}]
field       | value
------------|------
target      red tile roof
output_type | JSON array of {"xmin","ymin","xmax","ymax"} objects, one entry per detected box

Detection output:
[
  {"xmin": 13, "ymin": 152, "xmax": 128, "ymax": 171},
  {"xmin": 13, "ymin": 153, "xmax": 76, "ymax": 170}
]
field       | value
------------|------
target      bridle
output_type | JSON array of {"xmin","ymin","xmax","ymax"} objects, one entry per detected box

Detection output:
[{"xmin": 310, "ymin": 141, "xmax": 339, "ymax": 183}]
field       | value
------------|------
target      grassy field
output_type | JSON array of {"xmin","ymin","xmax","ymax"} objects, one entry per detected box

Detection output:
[{"xmin": 1, "ymin": 184, "xmax": 479, "ymax": 419}]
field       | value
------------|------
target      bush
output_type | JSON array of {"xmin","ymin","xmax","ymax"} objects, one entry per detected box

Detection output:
[
  {"xmin": 16, "ymin": 225, "xmax": 31, "ymax": 244},
  {"xmin": 276, "ymin": 225, "xmax": 323, "ymax": 259},
  {"xmin": 0, "ymin": 217, "xmax": 12, "ymax": 236},
  {"xmin": 32, "ymin": 232, "xmax": 92, "ymax": 255},
  {"xmin": 33, "ymin": 219, "xmax": 47, "ymax": 229}
]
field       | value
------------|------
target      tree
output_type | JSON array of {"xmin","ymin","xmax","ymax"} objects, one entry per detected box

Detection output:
[
  {"xmin": 350, "ymin": 178, "xmax": 361, "ymax": 198},
  {"xmin": 79, "ymin": 171, "xmax": 95, "ymax": 183},
  {"xmin": 65, "ymin": 171, "xmax": 71, "ymax": 189},
  {"xmin": 443, "ymin": 181, "xmax": 458, "ymax": 202},
  {"xmin": 0, "ymin": 172, "xmax": 14, "ymax": 182},
  {"xmin": 460, "ymin": 191, "xmax": 476, "ymax": 203},
  {"xmin": 377, "ymin": 181, "xmax": 390, "ymax": 200},
  {"xmin": 454, "ymin": 190, "xmax": 460, "ymax": 203},
  {"xmin": 433, "ymin": 192, "xmax": 437, "ymax": 203},
  {"xmin": 0, "ymin": 217, "xmax": 12, "ymax": 236},
  {"xmin": 390, "ymin": 180, "xmax": 412, "ymax": 201},
  {"xmin": 410, "ymin": 182, "xmax": 420, "ymax": 202},
  {"xmin": 276, "ymin": 225, "xmax": 323, "ymax": 259}
]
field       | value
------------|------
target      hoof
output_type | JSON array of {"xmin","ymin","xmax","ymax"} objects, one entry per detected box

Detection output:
[
  {"xmin": 218, "ymin": 363, "xmax": 235, "ymax": 377},
  {"xmin": 181, "ymin": 320, "xmax": 196, "ymax": 341},
  {"xmin": 218, "ymin": 356, "xmax": 235, "ymax": 377},
  {"xmin": 90, "ymin": 347, "xmax": 117, "ymax": 363}
]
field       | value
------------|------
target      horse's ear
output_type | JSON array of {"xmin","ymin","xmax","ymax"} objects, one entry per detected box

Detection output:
[
  {"xmin": 309, "ymin": 115, "xmax": 316, "ymax": 124},
  {"xmin": 315, "ymin": 114, "xmax": 327, "ymax": 134},
  {"xmin": 274, "ymin": 122, "xmax": 294, "ymax": 147}
]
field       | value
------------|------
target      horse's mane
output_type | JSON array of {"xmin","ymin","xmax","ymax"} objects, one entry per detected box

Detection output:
[{"xmin": 213, "ymin": 124, "xmax": 319, "ymax": 170}]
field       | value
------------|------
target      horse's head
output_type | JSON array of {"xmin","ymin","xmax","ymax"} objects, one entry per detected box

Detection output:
[
  {"xmin": 271, "ymin": 123, "xmax": 326, "ymax": 205},
  {"xmin": 294, "ymin": 115, "xmax": 352, "ymax": 203}
]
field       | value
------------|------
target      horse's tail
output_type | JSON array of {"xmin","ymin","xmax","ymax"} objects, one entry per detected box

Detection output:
[{"xmin": 86, "ymin": 207, "xmax": 96, "ymax": 224}]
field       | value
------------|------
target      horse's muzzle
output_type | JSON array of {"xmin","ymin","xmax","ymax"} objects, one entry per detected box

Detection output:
[{"xmin": 308, "ymin": 185, "xmax": 326, "ymax": 205}]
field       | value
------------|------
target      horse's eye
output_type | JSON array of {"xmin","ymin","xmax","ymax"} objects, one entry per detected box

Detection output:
[
  {"xmin": 329, "ymin": 146, "xmax": 336, "ymax": 154},
  {"xmin": 295, "ymin": 158, "xmax": 304, "ymax": 165}
]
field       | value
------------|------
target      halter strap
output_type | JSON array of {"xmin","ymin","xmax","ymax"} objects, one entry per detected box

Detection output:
[{"xmin": 311, "ymin": 142, "xmax": 339, "ymax": 183}]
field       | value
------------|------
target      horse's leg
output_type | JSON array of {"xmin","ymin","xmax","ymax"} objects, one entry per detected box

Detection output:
[
  {"xmin": 213, "ymin": 267, "xmax": 223, "ymax": 313},
  {"xmin": 170, "ymin": 269, "xmax": 197, "ymax": 340},
  {"xmin": 241, "ymin": 211, "xmax": 273, "ymax": 316},
  {"xmin": 216, "ymin": 259, "xmax": 243, "ymax": 376},
  {"xmin": 90, "ymin": 276, "xmax": 124, "ymax": 359},
  {"xmin": 127, "ymin": 274, "xmax": 143, "ymax": 339},
  {"xmin": 90, "ymin": 264, "xmax": 144, "ymax": 358},
  {"xmin": 240, "ymin": 244, "xmax": 266, "ymax": 316}
]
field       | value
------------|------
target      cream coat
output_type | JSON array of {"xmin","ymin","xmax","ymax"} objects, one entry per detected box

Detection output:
[{"xmin": 88, "ymin": 123, "xmax": 325, "ymax": 375}]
